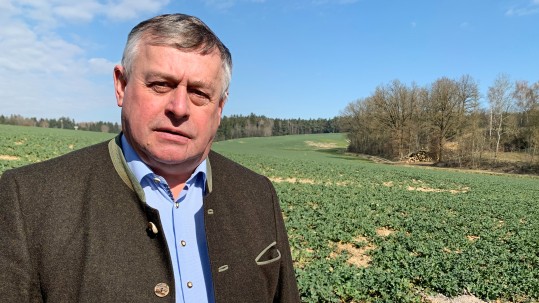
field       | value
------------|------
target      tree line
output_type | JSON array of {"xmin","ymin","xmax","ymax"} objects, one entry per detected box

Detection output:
[
  {"xmin": 0, "ymin": 114, "xmax": 341, "ymax": 139},
  {"xmin": 216, "ymin": 114, "xmax": 340, "ymax": 141},
  {"xmin": 0, "ymin": 115, "xmax": 122, "ymax": 133},
  {"xmin": 339, "ymin": 74, "xmax": 539, "ymax": 172}
]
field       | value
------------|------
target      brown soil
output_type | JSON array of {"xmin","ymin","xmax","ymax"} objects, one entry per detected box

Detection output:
[
  {"xmin": 425, "ymin": 294, "xmax": 487, "ymax": 303},
  {"xmin": 304, "ymin": 141, "xmax": 339, "ymax": 149},
  {"xmin": 269, "ymin": 177, "xmax": 317, "ymax": 184},
  {"xmin": 0, "ymin": 155, "xmax": 19, "ymax": 161}
]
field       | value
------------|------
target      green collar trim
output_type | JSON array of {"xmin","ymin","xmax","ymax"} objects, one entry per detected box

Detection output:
[
  {"xmin": 107, "ymin": 134, "xmax": 213, "ymax": 200},
  {"xmin": 108, "ymin": 135, "xmax": 146, "ymax": 202}
]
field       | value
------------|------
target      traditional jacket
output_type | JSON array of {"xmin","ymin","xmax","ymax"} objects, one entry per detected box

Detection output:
[{"xmin": 0, "ymin": 136, "xmax": 300, "ymax": 302}]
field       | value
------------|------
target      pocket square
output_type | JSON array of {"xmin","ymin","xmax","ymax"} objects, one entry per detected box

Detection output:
[{"xmin": 255, "ymin": 241, "xmax": 281, "ymax": 265}]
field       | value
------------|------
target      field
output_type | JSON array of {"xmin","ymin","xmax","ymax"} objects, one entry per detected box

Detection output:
[
  {"xmin": 2, "ymin": 125, "xmax": 539, "ymax": 302},
  {"xmin": 0, "ymin": 124, "xmax": 115, "ymax": 172}
]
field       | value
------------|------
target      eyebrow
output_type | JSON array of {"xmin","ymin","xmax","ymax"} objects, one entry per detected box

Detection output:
[
  {"xmin": 145, "ymin": 71, "xmax": 217, "ymax": 96},
  {"xmin": 145, "ymin": 71, "xmax": 178, "ymax": 82}
]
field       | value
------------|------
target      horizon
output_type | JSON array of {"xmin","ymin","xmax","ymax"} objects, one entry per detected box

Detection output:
[{"xmin": 1, "ymin": 0, "xmax": 538, "ymax": 123}]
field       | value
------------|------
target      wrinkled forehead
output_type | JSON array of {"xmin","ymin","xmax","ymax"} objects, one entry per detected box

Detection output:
[{"xmin": 140, "ymin": 32, "xmax": 223, "ymax": 59}]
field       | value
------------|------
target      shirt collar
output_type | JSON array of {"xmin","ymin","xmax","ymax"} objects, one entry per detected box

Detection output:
[{"xmin": 120, "ymin": 134, "xmax": 208, "ymax": 193}]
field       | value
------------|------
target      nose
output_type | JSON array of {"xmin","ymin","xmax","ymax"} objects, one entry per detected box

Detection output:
[{"xmin": 165, "ymin": 85, "xmax": 190, "ymax": 119}]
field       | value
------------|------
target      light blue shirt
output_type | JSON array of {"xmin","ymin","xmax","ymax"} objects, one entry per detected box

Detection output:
[{"xmin": 121, "ymin": 135, "xmax": 214, "ymax": 303}]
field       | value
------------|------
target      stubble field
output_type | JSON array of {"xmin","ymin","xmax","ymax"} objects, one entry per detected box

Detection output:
[{"xmin": 1, "ymin": 124, "xmax": 538, "ymax": 302}]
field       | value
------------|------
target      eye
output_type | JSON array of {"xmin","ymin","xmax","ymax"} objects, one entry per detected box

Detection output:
[
  {"xmin": 148, "ymin": 81, "xmax": 174, "ymax": 93},
  {"xmin": 188, "ymin": 88, "xmax": 211, "ymax": 106}
]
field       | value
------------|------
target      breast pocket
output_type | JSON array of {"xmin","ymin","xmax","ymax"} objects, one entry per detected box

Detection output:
[{"xmin": 255, "ymin": 241, "xmax": 281, "ymax": 265}]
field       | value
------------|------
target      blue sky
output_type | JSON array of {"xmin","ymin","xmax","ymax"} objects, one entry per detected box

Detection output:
[{"xmin": 1, "ymin": 0, "xmax": 538, "ymax": 123}]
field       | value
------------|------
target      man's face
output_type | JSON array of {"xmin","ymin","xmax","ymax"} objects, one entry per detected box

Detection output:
[{"xmin": 114, "ymin": 43, "xmax": 226, "ymax": 178}]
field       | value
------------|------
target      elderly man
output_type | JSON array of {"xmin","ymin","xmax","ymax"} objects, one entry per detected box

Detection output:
[{"xmin": 0, "ymin": 14, "xmax": 300, "ymax": 302}]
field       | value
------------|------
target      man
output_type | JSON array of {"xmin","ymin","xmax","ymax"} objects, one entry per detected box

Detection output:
[{"xmin": 0, "ymin": 14, "xmax": 300, "ymax": 302}]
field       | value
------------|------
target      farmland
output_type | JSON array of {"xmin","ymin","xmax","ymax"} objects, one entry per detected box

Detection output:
[
  {"xmin": 0, "ymin": 124, "xmax": 115, "ymax": 173},
  {"xmin": 2, "ymin": 125, "xmax": 539, "ymax": 302}
]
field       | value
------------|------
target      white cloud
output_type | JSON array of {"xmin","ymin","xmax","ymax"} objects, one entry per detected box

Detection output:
[
  {"xmin": 0, "ymin": 0, "xmax": 170, "ymax": 121},
  {"xmin": 0, "ymin": 0, "xmax": 19, "ymax": 16},
  {"xmin": 88, "ymin": 58, "xmax": 117, "ymax": 74},
  {"xmin": 53, "ymin": 2, "xmax": 104, "ymax": 23},
  {"xmin": 105, "ymin": 0, "xmax": 170, "ymax": 20},
  {"xmin": 505, "ymin": 0, "xmax": 539, "ymax": 16}
]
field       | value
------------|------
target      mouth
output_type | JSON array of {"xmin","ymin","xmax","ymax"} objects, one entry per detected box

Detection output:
[{"xmin": 155, "ymin": 128, "xmax": 192, "ymax": 140}]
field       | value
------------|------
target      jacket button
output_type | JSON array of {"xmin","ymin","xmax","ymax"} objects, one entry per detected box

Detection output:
[
  {"xmin": 154, "ymin": 282, "xmax": 169, "ymax": 297},
  {"xmin": 148, "ymin": 222, "xmax": 158, "ymax": 235}
]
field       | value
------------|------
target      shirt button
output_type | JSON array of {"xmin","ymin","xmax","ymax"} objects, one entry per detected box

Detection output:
[
  {"xmin": 175, "ymin": 202, "xmax": 180, "ymax": 209},
  {"xmin": 154, "ymin": 282, "xmax": 169, "ymax": 297},
  {"xmin": 148, "ymin": 222, "xmax": 158, "ymax": 235},
  {"xmin": 187, "ymin": 281, "xmax": 193, "ymax": 288},
  {"xmin": 153, "ymin": 177, "xmax": 161, "ymax": 184},
  {"xmin": 181, "ymin": 240, "xmax": 186, "ymax": 247}
]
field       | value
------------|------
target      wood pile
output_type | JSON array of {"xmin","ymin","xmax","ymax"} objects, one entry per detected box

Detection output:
[{"xmin": 405, "ymin": 150, "xmax": 432, "ymax": 163}]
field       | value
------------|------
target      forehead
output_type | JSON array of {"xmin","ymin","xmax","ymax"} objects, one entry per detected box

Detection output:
[{"xmin": 134, "ymin": 43, "xmax": 224, "ymax": 84}]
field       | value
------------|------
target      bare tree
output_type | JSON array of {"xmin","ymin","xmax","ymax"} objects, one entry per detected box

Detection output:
[
  {"xmin": 427, "ymin": 77, "xmax": 462, "ymax": 162},
  {"xmin": 487, "ymin": 73, "xmax": 515, "ymax": 159},
  {"xmin": 454, "ymin": 75, "xmax": 481, "ymax": 166},
  {"xmin": 513, "ymin": 80, "xmax": 539, "ymax": 160},
  {"xmin": 370, "ymin": 80, "xmax": 418, "ymax": 158}
]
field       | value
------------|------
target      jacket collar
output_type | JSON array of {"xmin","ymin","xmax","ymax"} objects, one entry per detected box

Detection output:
[{"xmin": 107, "ymin": 134, "xmax": 214, "ymax": 203}]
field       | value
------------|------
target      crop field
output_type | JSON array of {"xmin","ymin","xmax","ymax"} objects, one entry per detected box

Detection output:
[
  {"xmin": 0, "ymin": 124, "xmax": 115, "ymax": 173},
  {"xmin": 2, "ymin": 125, "xmax": 539, "ymax": 302}
]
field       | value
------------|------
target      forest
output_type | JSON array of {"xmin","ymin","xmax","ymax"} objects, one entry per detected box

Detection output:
[
  {"xmin": 339, "ymin": 74, "xmax": 539, "ymax": 174},
  {"xmin": 0, "ymin": 114, "xmax": 340, "ymax": 140}
]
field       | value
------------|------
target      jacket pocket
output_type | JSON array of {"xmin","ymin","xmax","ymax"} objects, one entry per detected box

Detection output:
[{"xmin": 255, "ymin": 241, "xmax": 281, "ymax": 266}]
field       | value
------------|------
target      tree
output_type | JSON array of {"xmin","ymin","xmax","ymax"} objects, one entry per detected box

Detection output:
[
  {"xmin": 513, "ymin": 80, "xmax": 539, "ymax": 160},
  {"xmin": 453, "ymin": 75, "xmax": 481, "ymax": 166},
  {"xmin": 427, "ymin": 77, "xmax": 462, "ymax": 162},
  {"xmin": 487, "ymin": 73, "xmax": 515, "ymax": 159},
  {"xmin": 370, "ymin": 80, "xmax": 418, "ymax": 159}
]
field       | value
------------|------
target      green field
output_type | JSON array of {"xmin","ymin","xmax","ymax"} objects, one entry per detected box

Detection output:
[
  {"xmin": 0, "ymin": 124, "xmax": 115, "ymax": 173},
  {"xmin": 2, "ymin": 125, "xmax": 538, "ymax": 302}
]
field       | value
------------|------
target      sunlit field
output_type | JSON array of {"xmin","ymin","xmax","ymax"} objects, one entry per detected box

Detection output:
[{"xmin": 2, "ymin": 125, "xmax": 538, "ymax": 302}]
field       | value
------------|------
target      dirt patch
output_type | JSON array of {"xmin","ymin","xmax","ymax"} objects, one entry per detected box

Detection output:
[
  {"xmin": 426, "ymin": 294, "xmax": 486, "ymax": 303},
  {"xmin": 407, "ymin": 186, "xmax": 469, "ymax": 194},
  {"xmin": 383, "ymin": 181, "xmax": 394, "ymax": 187},
  {"xmin": 383, "ymin": 179, "xmax": 469, "ymax": 194},
  {"xmin": 407, "ymin": 179, "xmax": 469, "ymax": 194},
  {"xmin": 304, "ymin": 141, "xmax": 338, "ymax": 149},
  {"xmin": 376, "ymin": 227, "xmax": 396, "ymax": 237},
  {"xmin": 269, "ymin": 177, "xmax": 317, "ymax": 184},
  {"xmin": 0, "ymin": 155, "xmax": 20, "ymax": 161},
  {"xmin": 466, "ymin": 235, "xmax": 480, "ymax": 242},
  {"xmin": 332, "ymin": 236, "xmax": 376, "ymax": 268}
]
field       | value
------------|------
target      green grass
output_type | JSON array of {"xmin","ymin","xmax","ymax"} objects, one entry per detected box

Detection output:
[
  {"xmin": 0, "ymin": 124, "xmax": 115, "ymax": 173},
  {"xmin": 2, "ymin": 125, "xmax": 538, "ymax": 302}
]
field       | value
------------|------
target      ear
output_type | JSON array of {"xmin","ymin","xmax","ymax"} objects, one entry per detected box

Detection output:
[
  {"xmin": 113, "ymin": 65, "xmax": 127, "ymax": 107},
  {"xmin": 217, "ymin": 91, "xmax": 228, "ymax": 125},
  {"xmin": 219, "ymin": 91, "xmax": 228, "ymax": 110}
]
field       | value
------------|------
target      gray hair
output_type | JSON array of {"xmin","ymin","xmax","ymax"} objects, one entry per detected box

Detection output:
[{"xmin": 121, "ymin": 14, "xmax": 233, "ymax": 98}]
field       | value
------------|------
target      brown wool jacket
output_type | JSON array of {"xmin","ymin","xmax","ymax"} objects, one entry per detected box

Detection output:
[{"xmin": 0, "ymin": 136, "xmax": 300, "ymax": 303}]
